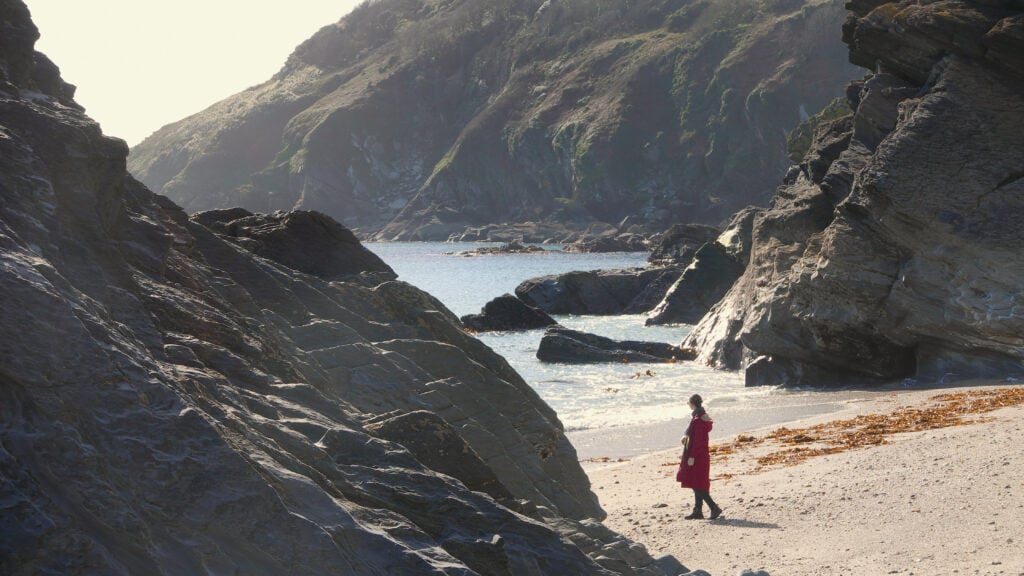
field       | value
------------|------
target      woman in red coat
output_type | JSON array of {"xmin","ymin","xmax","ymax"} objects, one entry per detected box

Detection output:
[{"xmin": 677, "ymin": 394, "xmax": 723, "ymax": 519}]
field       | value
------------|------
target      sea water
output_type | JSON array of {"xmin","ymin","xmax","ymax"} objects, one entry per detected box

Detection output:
[{"xmin": 365, "ymin": 242, "xmax": 795, "ymax": 439}]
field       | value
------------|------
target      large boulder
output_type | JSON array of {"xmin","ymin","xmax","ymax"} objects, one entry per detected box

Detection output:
[
  {"xmin": 537, "ymin": 326, "xmax": 697, "ymax": 364},
  {"xmin": 460, "ymin": 293, "xmax": 558, "ymax": 332},
  {"xmin": 516, "ymin": 267, "xmax": 680, "ymax": 316},
  {"xmin": 685, "ymin": 0, "xmax": 1024, "ymax": 386},
  {"xmin": 193, "ymin": 208, "xmax": 396, "ymax": 281},
  {"xmin": 0, "ymin": 4, "xmax": 679, "ymax": 573}
]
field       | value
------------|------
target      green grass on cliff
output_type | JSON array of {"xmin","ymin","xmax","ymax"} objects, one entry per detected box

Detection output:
[
  {"xmin": 129, "ymin": 0, "xmax": 858, "ymax": 231},
  {"xmin": 786, "ymin": 97, "xmax": 852, "ymax": 162}
]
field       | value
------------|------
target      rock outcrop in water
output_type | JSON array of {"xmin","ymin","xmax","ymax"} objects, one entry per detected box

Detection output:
[
  {"xmin": 460, "ymin": 293, "xmax": 558, "ymax": 332},
  {"xmin": 684, "ymin": 0, "xmax": 1024, "ymax": 386},
  {"xmin": 516, "ymin": 267, "xmax": 684, "ymax": 316},
  {"xmin": 537, "ymin": 327, "xmax": 696, "ymax": 365},
  {"xmin": 477, "ymin": 221, "xmax": 741, "ymax": 328},
  {"xmin": 0, "ymin": 3, "xmax": 684, "ymax": 573},
  {"xmin": 127, "ymin": 0, "xmax": 859, "ymax": 240}
]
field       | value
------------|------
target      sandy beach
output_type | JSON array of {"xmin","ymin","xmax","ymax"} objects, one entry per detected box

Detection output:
[{"xmin": 576, "ymin": 381, "xmax": 1024, "ymax": 576}]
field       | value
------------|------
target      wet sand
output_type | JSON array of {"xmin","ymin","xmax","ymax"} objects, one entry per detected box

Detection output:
[{"xmin": 568, "ymin": 385, "xmax": 905, "ymax": 461}]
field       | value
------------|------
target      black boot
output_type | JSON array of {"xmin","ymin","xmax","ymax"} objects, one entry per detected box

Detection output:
[
  {"xmin": 702, "ymin": 491, "xmax": 723, "ymax": 519},
  {"xmin": 708, "ymin": 503, "xmax": 723, "ymax": 520},
  {"xmin": 685, "ymin": 491, "xmax": 704, "ymax": 519}
]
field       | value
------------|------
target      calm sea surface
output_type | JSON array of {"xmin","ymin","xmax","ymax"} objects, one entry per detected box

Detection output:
[{"xmin": 365, "ymin": 242, "xmax": 782, "ymax": 434}]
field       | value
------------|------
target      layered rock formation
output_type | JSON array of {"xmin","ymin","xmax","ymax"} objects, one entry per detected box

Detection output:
[
  {"xmin": 685, "ymin": 0, "xmax": 1024, "ymax": 386},
  {"xmin": 128, "ymin": 0, "xmax": 859, "ymax": 240},
  {"xmin": 0, "ymin": 3, "xmax": 682, "ymax": 573}
]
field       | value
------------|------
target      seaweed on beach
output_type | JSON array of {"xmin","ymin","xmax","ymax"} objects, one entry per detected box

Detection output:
[
  {"xmin": 757, "ymin": 387, "xmax": 1024, "ymax": 467},
  {"xmin": 694, "ymin": 387, "xmax": 1024, "ymax": 472}
]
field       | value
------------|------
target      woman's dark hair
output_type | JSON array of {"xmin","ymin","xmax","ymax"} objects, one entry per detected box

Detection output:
[{"xmin": 689, "ymin": 394, "xmax": 703, "ymax": 407}]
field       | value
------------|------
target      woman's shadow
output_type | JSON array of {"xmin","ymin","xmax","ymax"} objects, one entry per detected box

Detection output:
[{"xmin": 708, "ymin": 518, "xmax": 780, "ymax": 529}]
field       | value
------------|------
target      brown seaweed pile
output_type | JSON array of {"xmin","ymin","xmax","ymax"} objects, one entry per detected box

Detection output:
[
  {"xmin": 664, "ymin": 387, "xmax": 1024, "ymax": 475},
  {"xmin": 755, "ymin": 387, "xmax": 1024, "ymax": 468}
]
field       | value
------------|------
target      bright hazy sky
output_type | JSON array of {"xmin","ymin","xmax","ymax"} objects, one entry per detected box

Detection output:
[{"xmin": 25, "ymin": 1, "xmax": 362, "ymax": 146}]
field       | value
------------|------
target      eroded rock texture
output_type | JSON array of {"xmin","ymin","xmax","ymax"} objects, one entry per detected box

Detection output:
[
  {"xmin": 685, "ymin": 0, "xmax": 1024, "ymax": 386},
  {"xmin": 0, "ymin": 3, "xmax": 680, "ymax": 573}
]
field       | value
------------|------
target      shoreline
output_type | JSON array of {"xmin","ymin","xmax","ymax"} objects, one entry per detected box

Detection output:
[
  {"xmin": 580, "ymin": 379, "xmax": 1024, "ymax": 576},
  {"xmin": 566, "ymin": 379, "xmax": 992, "ymax": 462}
]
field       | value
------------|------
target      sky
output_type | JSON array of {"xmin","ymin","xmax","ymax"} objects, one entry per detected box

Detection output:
[{"xmin": 25, "ymin": 1, "xmax": 362, "ymax": 146}]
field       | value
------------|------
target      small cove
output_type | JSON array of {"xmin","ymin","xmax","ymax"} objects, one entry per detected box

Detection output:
[{"xmin": 365, "ymin": 242, "xmax": 813, "ymax": 452}]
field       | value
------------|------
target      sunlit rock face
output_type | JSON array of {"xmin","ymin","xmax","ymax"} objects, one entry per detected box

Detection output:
[
  {"xmin": 685, "ymin": 0, "xmax": 1024, "ymax": 386},
  {"xmin": 127, "ymin": 0, "xmax": 859, "ymax": 241},
  {"xmin": 0, "ymin": 2, "xmax": 681, "ymax": 573}
]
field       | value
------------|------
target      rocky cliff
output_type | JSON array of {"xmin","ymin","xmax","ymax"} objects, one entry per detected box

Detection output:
[
  {"xmin": 127, "ymin": 0, "xmax": 859, "ymax": 241},
  {"xmin": 0, "ymin": 3, "xmax": 681, "ymax": 573},
  {"xmin": 684, "ymin": 0, "xmax": 1024, "ymax": 386}
]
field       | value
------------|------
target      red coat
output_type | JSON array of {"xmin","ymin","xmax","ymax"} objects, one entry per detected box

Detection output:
[{"xmin": 676, "ymin": 413, "xmax": 713, "ymax": 491}]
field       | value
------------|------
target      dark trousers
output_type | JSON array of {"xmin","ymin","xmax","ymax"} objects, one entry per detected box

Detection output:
[{"xmin": 693, "ymin": 489, "xmax": 718, "ymax": 511}]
